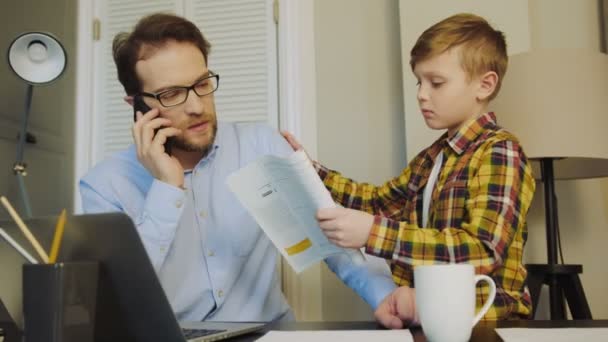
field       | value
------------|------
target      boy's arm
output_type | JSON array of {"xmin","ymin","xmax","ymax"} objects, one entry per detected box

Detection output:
[
  {"xmin": 365, "ymin": 140, "xmax": 535, "ymax": 269},
  {"xmin": 314, "ymin": 161, "xmax": 413, "ymax": 218},
  {"xmin": 282, "ymin": 129, "xmax": 414, "ymax": 217}
]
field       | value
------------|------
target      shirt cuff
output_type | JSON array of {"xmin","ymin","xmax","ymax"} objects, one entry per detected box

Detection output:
[
  {"xmin": 141, "ymin": 180, "xmax": 186, "ymax": 236},
  {"xmin": 365, "ymin": 215, "xmax": 400, "ymax": 260},
  {"xmin": 313, "ymin": 161, "xmax": 330, "ymax": 181},
  {"xmin": 365, "ymin": 273, "xmax": 397, "ymax": 309}
]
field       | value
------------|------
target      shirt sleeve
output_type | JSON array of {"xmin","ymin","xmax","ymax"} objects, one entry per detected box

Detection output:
[
  {"xmin": 324, "ymin": 251, "xmax": 396, "ymax": 309},
  {"xmin": 365, "ymin": 140, "xmax": 535, "ymax": 270},
  {"xmin": 314, "ymin": 161, "xmax": 414, "ymax": 219},
  {"xmin": 79, "ymin": 178, "xmax": 186, "ymax": 271}
]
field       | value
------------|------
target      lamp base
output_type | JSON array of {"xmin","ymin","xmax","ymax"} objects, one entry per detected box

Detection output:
[{"xmin": 526, "ymin": 263, "xmax": 592, "ymax": 319}]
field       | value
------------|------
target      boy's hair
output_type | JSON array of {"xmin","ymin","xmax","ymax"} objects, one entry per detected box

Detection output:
[
  {"xmin": 410, "ymin": 13, "xmax": 507, "ymax": 100},
  {"xmin": 112, "ymin": 13, "xmax": 212, "ymax": 95}
]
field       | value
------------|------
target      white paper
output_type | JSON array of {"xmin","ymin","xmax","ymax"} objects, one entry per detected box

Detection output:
[
  {"xmin": 495, "ymin": 328, "xmax": 608, "ymax": 342},
  {"xmin": 256, "ymin": 330, "xmax": 414, "ymax": 342},
  {"xmin": 227, "ymin": 150, "xmax": 364, "ymax": 273}
]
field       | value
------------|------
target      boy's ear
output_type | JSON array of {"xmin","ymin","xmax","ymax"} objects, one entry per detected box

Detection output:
[{"xmin": 476, "ymin": 71, "xmax": 498, "ymax": 102}]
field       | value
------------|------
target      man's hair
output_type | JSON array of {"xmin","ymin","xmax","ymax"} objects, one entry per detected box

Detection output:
[
  {"xmin": 410, "ymin": 13, "xmax": 507, "ymax": 100},
  {"xmin": 112, "ymin": 13, "xmax": 212, "ymax": 95}
]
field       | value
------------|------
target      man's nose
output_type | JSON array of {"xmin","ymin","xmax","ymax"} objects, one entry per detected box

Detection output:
[{"xmin": 183, "ymin": 89, "xmax": 204, "ymax": 115}]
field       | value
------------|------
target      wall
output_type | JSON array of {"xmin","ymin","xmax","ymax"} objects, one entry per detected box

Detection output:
[
  {"xmin": 312, "ymin": 0, "xmax": 405, "ymax": 320},
  {"xmin": 0, "ymin": 0, "xmax": 77, "ymax": 219},
  {"xmin": 399, "ymin": 0, "xmax": 608, "ymax": 319}
]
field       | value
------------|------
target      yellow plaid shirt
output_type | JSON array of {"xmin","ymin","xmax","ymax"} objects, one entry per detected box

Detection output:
[{"xmin": 315, "ymin": 112, "xmax": 535, "ymax": 320}]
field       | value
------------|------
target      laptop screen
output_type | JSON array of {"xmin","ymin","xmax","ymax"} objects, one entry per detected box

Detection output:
[{"xmin": 0, "ymin": 213, "xmax": 188, "ymax": 342}]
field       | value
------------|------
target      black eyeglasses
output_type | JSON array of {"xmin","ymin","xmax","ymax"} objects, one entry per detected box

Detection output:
[{"xmin": 139, "ymin": 71, "xmax": 220, "ymax": 108}]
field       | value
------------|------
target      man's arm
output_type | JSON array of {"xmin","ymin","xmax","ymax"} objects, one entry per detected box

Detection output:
[
  {"xmin": 366, "ymin": 140, "xmax": 535, "ymax": 270},
  {"xmin": 324, "ymin": 251, "xmax": 396, "ymax": 310},
  {"xmin": 80, "ymin": 177, "xmax": 185, "ymax": 271}
]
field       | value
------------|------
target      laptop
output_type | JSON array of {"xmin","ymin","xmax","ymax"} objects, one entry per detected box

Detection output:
[{"xmin": 0, "ymin": 213, "xmax": 265, "ymax": 341}]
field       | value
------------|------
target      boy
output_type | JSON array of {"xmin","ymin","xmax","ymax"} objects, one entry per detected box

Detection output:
[{"xmin": 283, "ymin": 13, "xmax": 535, "ymax": 327}]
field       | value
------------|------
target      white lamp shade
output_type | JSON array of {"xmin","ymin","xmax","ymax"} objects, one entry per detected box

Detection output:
[
  {"xmin": 492, "ymin": 49, "xmax": 608, "ymax": 180},
  {"xmin": 7, "ymin": 32, "xmax": 67, "ymax": 85}
]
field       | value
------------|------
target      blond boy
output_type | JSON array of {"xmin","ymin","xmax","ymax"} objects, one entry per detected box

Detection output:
[{"xmin": 284, "ymin": 13, "xmax": 535, "ymax": 327}]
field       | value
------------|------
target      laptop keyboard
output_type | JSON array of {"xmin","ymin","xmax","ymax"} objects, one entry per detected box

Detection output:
[{"xmin": 182, "ymin": 328, "xmax": 227, "ymax": 339}]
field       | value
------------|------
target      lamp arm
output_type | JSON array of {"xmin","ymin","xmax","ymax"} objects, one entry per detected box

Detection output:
[
  {"xmin": 16, "ymin": 84, "xmax": 33, "ymax": 164},
  {"xmin": 13, "ymin": 84, "xmax": 34, "ymax": 218}
]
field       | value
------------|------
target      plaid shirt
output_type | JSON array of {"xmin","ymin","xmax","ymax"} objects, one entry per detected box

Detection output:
[{"xmin": 315, "ymin": 112, "xmax": 535, "ymax": 320}]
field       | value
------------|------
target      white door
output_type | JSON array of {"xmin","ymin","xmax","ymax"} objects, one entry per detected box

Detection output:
[{"xmin": 74, "ymin": 0, "xmax": 278, "ymax": 194}]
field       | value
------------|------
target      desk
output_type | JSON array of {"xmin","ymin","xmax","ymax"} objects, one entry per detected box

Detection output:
[{"xmin": 229, "ymin": 320, "xmax": 608, "ymax": 341}]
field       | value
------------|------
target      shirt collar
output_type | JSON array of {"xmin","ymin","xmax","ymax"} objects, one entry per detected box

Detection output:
[{"xmin": 446, "ymin": 112, "xmax": 497, "ymax": 155}]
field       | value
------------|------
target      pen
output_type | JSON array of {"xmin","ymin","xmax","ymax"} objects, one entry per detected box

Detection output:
[
  {"xmin": 0, "ymin": 196, "xmax": 49, "ymax": 263},
  {"xmin": 48, "ymin": 209, "xmax": 67, "ymax": 264},
  {"xmin": 0, "ymin": 228, "xmax": 38, "ymax": 264}
]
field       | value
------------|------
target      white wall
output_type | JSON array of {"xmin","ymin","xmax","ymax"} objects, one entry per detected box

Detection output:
[
  {"xmin": 399, "ymin": 0, "xmax": 608, "ymax": 319},
  {"xmin": 399, "ymin": 0, "xmax": 530, "ymax": 159},
  {"xmin": 312, "ymin": 0, "xmax": 405, "ymax": 321},
  {"xmin": 0, "ymin": 0, "xmax": 76, "ymax": 218}
]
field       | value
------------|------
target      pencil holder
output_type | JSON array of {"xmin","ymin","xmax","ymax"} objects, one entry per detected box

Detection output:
[{"xmin": 22, "ymin": 261, "xmax": 99, "ymax": 342}]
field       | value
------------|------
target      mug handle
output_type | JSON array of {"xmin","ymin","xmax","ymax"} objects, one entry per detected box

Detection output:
[{"xmin": 472, "ymin": 274, "xmax": 496, "ymax": 326}]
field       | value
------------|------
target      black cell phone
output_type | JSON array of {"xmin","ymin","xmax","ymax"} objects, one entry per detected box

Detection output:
[{"xmin": 133, "ymin": 96, "xmax": 173, "ymax": 155}]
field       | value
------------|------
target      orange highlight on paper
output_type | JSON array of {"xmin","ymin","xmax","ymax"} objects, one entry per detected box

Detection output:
[{"xmin": 284, "ymin": 238, "xmax": 312, "ymax": 256}]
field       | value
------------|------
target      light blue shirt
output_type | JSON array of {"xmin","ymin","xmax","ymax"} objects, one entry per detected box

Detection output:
[{"xmin": 80, "ymin": 122, "xmax": 395, "ymax": 322}]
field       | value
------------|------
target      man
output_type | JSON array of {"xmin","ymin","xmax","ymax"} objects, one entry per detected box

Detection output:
[{"xmin": 80, "ymin": 13, "xmax": 395, "ymax": 322}]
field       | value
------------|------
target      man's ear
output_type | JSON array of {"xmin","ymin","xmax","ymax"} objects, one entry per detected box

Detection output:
[
  {"xmin": 124, "ymin": 95, "xmax": 134, "ymax": 106},
  {"xmin": 476, "ymin": 71, "xmax": 498, "ymax": 102}
]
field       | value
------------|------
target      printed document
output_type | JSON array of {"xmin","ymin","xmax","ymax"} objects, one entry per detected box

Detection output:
[
  {"xmin": 257, "ymin": 330, "xmax": 414, "ymax": 342},
  {"xmin": 227, "ymin": 151, "xmax": 363, "ymax": 273}
]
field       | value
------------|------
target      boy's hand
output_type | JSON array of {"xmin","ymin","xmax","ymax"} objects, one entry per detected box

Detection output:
[
  {"xmin": 374, "ymin": 286, "xmax": 418, "ymax": 329},
  {"xmin": 317, "ymin": 208, "xmax": 374, "ymax": 248},
  {"xmin": 281, "ymin": 130, "xmax": 303, "ymax": 151}
]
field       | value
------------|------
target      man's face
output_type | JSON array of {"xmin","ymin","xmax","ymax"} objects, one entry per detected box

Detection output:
[
  {"xmin": 413, "ymin": 46, "xmax": 483, "ymax": 137},
  {"xmin": 135, "ymin": 40, "xmax": 217, "ymax": 153}
]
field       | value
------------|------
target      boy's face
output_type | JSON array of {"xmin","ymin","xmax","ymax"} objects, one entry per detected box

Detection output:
[
  {"xmin": 413, "ymin": 46, "xmax": 486, "ymax": 137},
  {"xmin": 134, "ymin": 40, "xmax": 218, "ymax": 153}
]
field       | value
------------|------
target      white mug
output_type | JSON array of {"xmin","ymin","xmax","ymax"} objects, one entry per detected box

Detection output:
[{"xmin": 414, "ymin": 264, "xmax": 496, "ymax": 342}]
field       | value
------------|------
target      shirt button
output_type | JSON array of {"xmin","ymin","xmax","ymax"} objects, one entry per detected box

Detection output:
[
  {"xmin": 208, "ymin": 250, "xmax": 215, "ymax": 257},
  {"xmin": 199, "ymin": 210, "xmax": 207, "ymax": 218},
  {"xmin": 160, "ymin": 246, "xmax": 166, "ymax": 253},
  {"xmin": 175, "ymin": 200, "xmax": 183, "ymax": 208},
  {"xmin": 218, "ymin": 290, "xmax": 224, "ymax": 298}
]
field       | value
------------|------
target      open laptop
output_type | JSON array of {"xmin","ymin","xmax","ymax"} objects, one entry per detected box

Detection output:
[{"xmin": 0, "ymin": 213, "xmax": 265, "ymax": 342}]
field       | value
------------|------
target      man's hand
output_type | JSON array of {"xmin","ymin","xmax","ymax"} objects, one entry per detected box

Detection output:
[
  {"xmin": 374, "ymin": 286, "xmax": 418, "ymax": 329},
  {"xmin": 133, "ymin": 109, "xmax": 184, "ymax": 188},
  {"xmin": 317, "ymin": 207, "xmax": 374, "ymax": 248}
]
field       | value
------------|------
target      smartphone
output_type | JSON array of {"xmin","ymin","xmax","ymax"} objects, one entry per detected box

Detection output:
[{"xmin": 133, "ymin": 96, "xmax": 173, "ymax": 155}]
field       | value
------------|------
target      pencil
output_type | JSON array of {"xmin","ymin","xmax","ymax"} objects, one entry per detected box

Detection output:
[
  {"xmin": 48, "ymin": 209, "xmax": 67, "ymax": 264},
  {"xmin": 0, "ymin": 228, "xmax": 38, "ymax": 264},
  {"xmin": 0, "ymin": 196, "xmax": 49, "ymax": 263}
]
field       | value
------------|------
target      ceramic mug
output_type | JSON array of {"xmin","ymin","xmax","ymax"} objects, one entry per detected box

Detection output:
[{"xmin": 414, "ymin": 264, "xmax": 496, "ymax": 342}]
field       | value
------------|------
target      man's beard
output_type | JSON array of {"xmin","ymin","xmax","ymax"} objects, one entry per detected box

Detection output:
[{"xmin": 172, "ymin": 119, "xmax": 218, "ymax": 154}]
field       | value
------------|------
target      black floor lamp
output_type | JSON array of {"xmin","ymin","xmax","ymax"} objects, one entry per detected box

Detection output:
[{"xmin": 493, "ymin": 49, "xmax": 608, "ymax": 319}]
